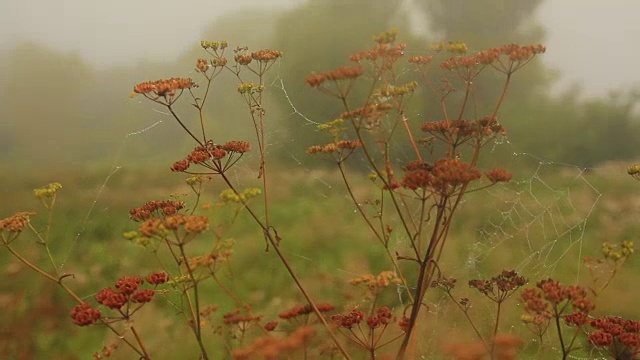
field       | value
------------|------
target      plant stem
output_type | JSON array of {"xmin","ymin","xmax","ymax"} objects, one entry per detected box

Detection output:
[
  {"xmin": 553, "ymin": 305, "xmax": 568, "ymax": 360},
  {"xmin": 177, "ymin": 243, "xmax": 209, "ymax": 360},
  {"xmin": 219, "ymin": 173, "xmax": 351, "ymax": 359},
  {"xmin": 396, "ymin": 200, "xmax": 447, "ymax": 359}
]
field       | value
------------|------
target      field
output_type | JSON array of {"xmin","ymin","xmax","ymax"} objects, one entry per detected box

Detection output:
[
  {"xmin": 1, "ymin": 156, "xmax": 638, "ymax": 359},
  {"xmin": 1, "ymin": 30, "xmax": 638, "ymax": 360}
]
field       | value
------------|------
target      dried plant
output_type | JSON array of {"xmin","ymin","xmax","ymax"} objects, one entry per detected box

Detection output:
[{"xmin": 5, "ymin": 30, "xmax": 636, "ymax": 360}]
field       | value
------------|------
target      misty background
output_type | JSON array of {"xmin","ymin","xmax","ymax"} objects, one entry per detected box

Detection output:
[{"xmin": 1, "ymin": 0, "xmax": 639, "ymax": 170}]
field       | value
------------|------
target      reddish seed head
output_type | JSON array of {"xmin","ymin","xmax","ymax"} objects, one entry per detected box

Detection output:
[
  {"xmin": 377, "ymin": 307, "xmax": 393, "ymax": 324},
  {"xmin": 331, "ymin": 309, "xmax": 365, "ymax": 329},
  {"xmin": 588, "ymin": 330, "xmax": 613, "ymax": 347},
  {"xmin": 95, "ymin": 288, "xmax": 127, "ymax": 309},
  {"xmin": 131, "ymin": 289, "xmax": 155, "ymax": 303},
  {"xmin": 234, "ymin": 54, "xmax": 252, "ymax": 65},
  {"xmin": 367, "ymin": 315, "xmax": 381, "ymax": 329},
  {"xmin": 279, "ymin": 304, "xmax": 313, "ymax": 320},
  {"xmin": 115, "ymin": 276, "xmax": 143, "ymax": 295},
  {"xmin": 170, "ymin": 159, "xmax": 190, "ymax": 172},
  {"xmin": 316, "ymin": 303, "xmax": 335, "ymax": 313},
  {"xmin": 223, "ymin": 310, "xmax": 261, "ymax": 325},
  {"xmin": 146, "ymin": 272, "xmax": 169, "ymax": 285},
  {"xmin": 129, "ymin": 200, "xmax": 186, "ymax": 221},
  {"xmin": 264, "ymin": 321, "xmax": 278, "ymax": 331},
  {"xmin": 624, "ymin": 320, "xmax": 640, "ymax": 333},
  {"xmin": 305, "ymin": 73, "xmax": 327, "ymax": 87},
  {"xmin": 132, "ymin": 77, "xmax": 196, "ymax": 100},
  {"xmin": 70, "ymin": 303, "xmax": 101, "ymax": 326},
  {"xmin": 618, "ymin": 332, "xmax": 640, "ymax": 348},
  {"xmin": 564, "ymin": 311, "xmax": 589, "ymax": 327},
  {"xmin": 398, "ymin": 316, "xmax": 410, "ymax": 332},
  {"xmin": 0, "ymin": 212, "xmax": 36, "ymax": 233},
  {"xmin": 408, "ymin": 55, "xmax": 433, "ymax": 65},
  {"xmin": 486, "ymin": 168, "xmax": 512, "ymax": 183},
  {"xmin": 250, "ymin": 49, "xmax": 283, "ymax": 62},
  {"xmin": 222, "ymin": 141, "xmax": 251, "ymax": 153}
]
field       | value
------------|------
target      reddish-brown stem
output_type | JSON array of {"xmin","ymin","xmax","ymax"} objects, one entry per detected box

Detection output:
[
  {"xmin": 553, "ymin": 305, "xmax": 569, "ymax": 360},
  {"xmin": 492, "ymin": 72, "xmax": 512, "ymax": 118},
  {"xmin": 445, "ymin": 291, "xmax": 487, "ymax": 349},
  {"xmin": 176, "ymin": 242, "xmax": 209, "ymax": 360},
  {"xmin": 457, "ymin": 82, "xmax": 472, "ymax": 120},
  {"xmin": 399, "ymin": 112, "xmax": 422, "ymax": 162},
  {"xmin": 211, "ymin": 272, "xmax": 242, "ymax": 308},
  {"xmin": 337, "ymin": 94, "xmax": 416, "ymax": 255},
  {"xmin": 190, "ymin": 74, "xmax": 214, "ymax": 143},
  {"xmin": 397, "ymin": 196, "xmax": 448, "ymax": 359},
  {"xmin": 167, "ymin": 105, "xmax": 204, "ymax": 147},
  {"xmin": 219, "ymin": 173, "xmax": 351, "ymax": 359},
  {"xmin": 129, "ymin": 325, "xmax": 152, "ymax": 360},
  {"xmin": 4, "ymin": 244, "xmax": 149, "ymax": 358},
  {"xmin": 336, "ymin": 161, "xmax": 413, "ymax": 301}
]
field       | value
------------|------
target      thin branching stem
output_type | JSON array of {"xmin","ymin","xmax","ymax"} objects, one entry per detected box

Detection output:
[{"xmin": 218, "ymin": 173, "xmax": 351, "ymax": 360}]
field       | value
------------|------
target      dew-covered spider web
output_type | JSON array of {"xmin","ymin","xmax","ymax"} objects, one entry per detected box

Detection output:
[
  {"xmin": 273, "ymin": 74, "xmax": 604, "ymax": 283},
  {"xmin": 69, "ymin": 63, "xmax": 607, "ymax": 284},
  {"xmin": 52, "ymin": 57, "xmax": 622, "ymax": 360},
  {"xmin": 467, "ymin": 152, "xmax": 602, "ymax": 280}
]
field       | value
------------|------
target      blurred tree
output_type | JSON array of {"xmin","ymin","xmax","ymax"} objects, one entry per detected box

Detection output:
[
  {"xmin": 270, "ymin": 0, "xmax": 426, "ymax": 165},
  {"xmin": 575, "ymin": 90, "xmax": 640, "ymax": 164},
  {"xmin": 0, "ymin": 49, "xmax": 12, "ymax": 156},
  {"xmin": 417, "ymin": 0, "xmax": 543, "ymax": 45},
  {"xmin": 414, "ymin": 0, "xmax": 553, "ymax": 115},
  {"xmin": 2, "ymin": 42, "xmax": 96, "ymax": 167},
  {"xmin": 505, "ymin": 89, "xmax": 640, "ymax": 166},
  {"xmin": 414, "ymin": 0, "xmax": 640, "ymax": 165}
]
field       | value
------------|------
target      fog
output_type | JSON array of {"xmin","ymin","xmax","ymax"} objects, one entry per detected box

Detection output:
[
  {"xmin": 2, "ymin": 0, "xmax": 639, "ymax": 96},
  {"xmin": 1, "ymin": 0, "xmax": 299, "ymax": 65},
  {"xmin": 2, "ymin": 0, "xmax": 639, "ymax": 168}
]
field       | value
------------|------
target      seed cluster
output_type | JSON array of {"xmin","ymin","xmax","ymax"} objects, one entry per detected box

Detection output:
[{"xmin": 170, "ymin": 141, "xmax": 251, "ymax": 173}]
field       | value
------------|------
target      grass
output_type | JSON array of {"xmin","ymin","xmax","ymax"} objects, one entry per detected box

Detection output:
[
  {"xmin": 1, "ymin": 157, "xmax": 638, "ymax": 358},
  {"xmin": 1, "ymin": 36, "xmax": 637, "ymax": 359}
]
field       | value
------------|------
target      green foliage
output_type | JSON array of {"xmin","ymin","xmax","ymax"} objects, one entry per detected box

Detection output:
[
  {"xmin": 507, "ymin": 90, "xmax": 640, "ymax": 165},
  {"xmin": 3, "ymin": 43, "xmax": 94, "ymax": 163},
  {"xmin": 3, "ymin": 5, "xmax": 640, "ymax": 356},
  {"xmin": 414, "ymin": 0, "xmax": 640, "ymax": 165},
  {"xmin": 1, "ymin": 0, "xmax": 638, "ymax": 169}
]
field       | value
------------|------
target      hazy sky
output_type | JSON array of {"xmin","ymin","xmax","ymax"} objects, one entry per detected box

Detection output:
[{"xmin": 2, "ymin": 0, "xmax": 639, "ymax": 97}]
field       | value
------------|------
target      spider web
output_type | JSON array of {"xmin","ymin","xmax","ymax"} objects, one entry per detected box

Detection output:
[
  {"xmin": 268, "ymin": 79, "xmax": 608, "ymax": 360},
  {"xmin": 468, "ymin": 152, "xmax": 601, "ymax": 281},
  {"xmin": 48, "ymin": 60, "xmax": 611, "ymax": 360},
  {"xmin": 61, "ymin": 57, "xmax": 605, "ymax": 288},
  {"xmin": 272, "ymin": 75, "xmax": 603, "ymax": 280}
]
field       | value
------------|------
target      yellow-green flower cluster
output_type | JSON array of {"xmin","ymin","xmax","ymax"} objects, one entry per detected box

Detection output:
[
  {"xmin": 219, "ymin": 188, "xmax": 262, "ymax": 203},
  {"xmin": 123, "ymin": 231, "xmax": 138, "ymax": 240},
  {"xmin": 627, "ymin": 164, "xmax": 640, "ymax": 180},
  {"xmin": 186, "ymin": 175, "xmax": 209, "ymax": 186},
  {"xmin": 379, "ymin": 81, "xmax": 418, "ymax": 97},
  {"xmin": 373, "ymin": 29, "xmax": 398, "ymax": 45},
  {"xmin": 123, "ymin": 230, "xmax": 152, "ymax": 248},
  {"xmin": 33, "ymin": 182, "xmax": 62, "ymax": 199},
  {"xmin": 166, "ymin": 274, "xmax": 192, "ymax": 286},
  {"xmin": 237, "ymin": 82, "xmax": 265, "ymax": 94},
  {"xmin": 316, "ymin": 118, "xmax": 346, "ymax": 138},
  {"xmin": 200, "ymin": 40, "xmax": 228, "ymax": 51},
  {"xmin": 430, "ymin": 41, "xmax": 468, "ymax": 54},
  {"xmin": 602, "ymin": 241, "xmax": 634, "ymax": 261}
]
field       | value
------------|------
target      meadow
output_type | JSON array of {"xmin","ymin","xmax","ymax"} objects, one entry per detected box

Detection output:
[
  {"xmin": 2, "ymin": 32, "xmax": 639, "ymax": 360},
  {"xmin": 2, "ymin": 156, "xmax": 638, "ymax": 359}
]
